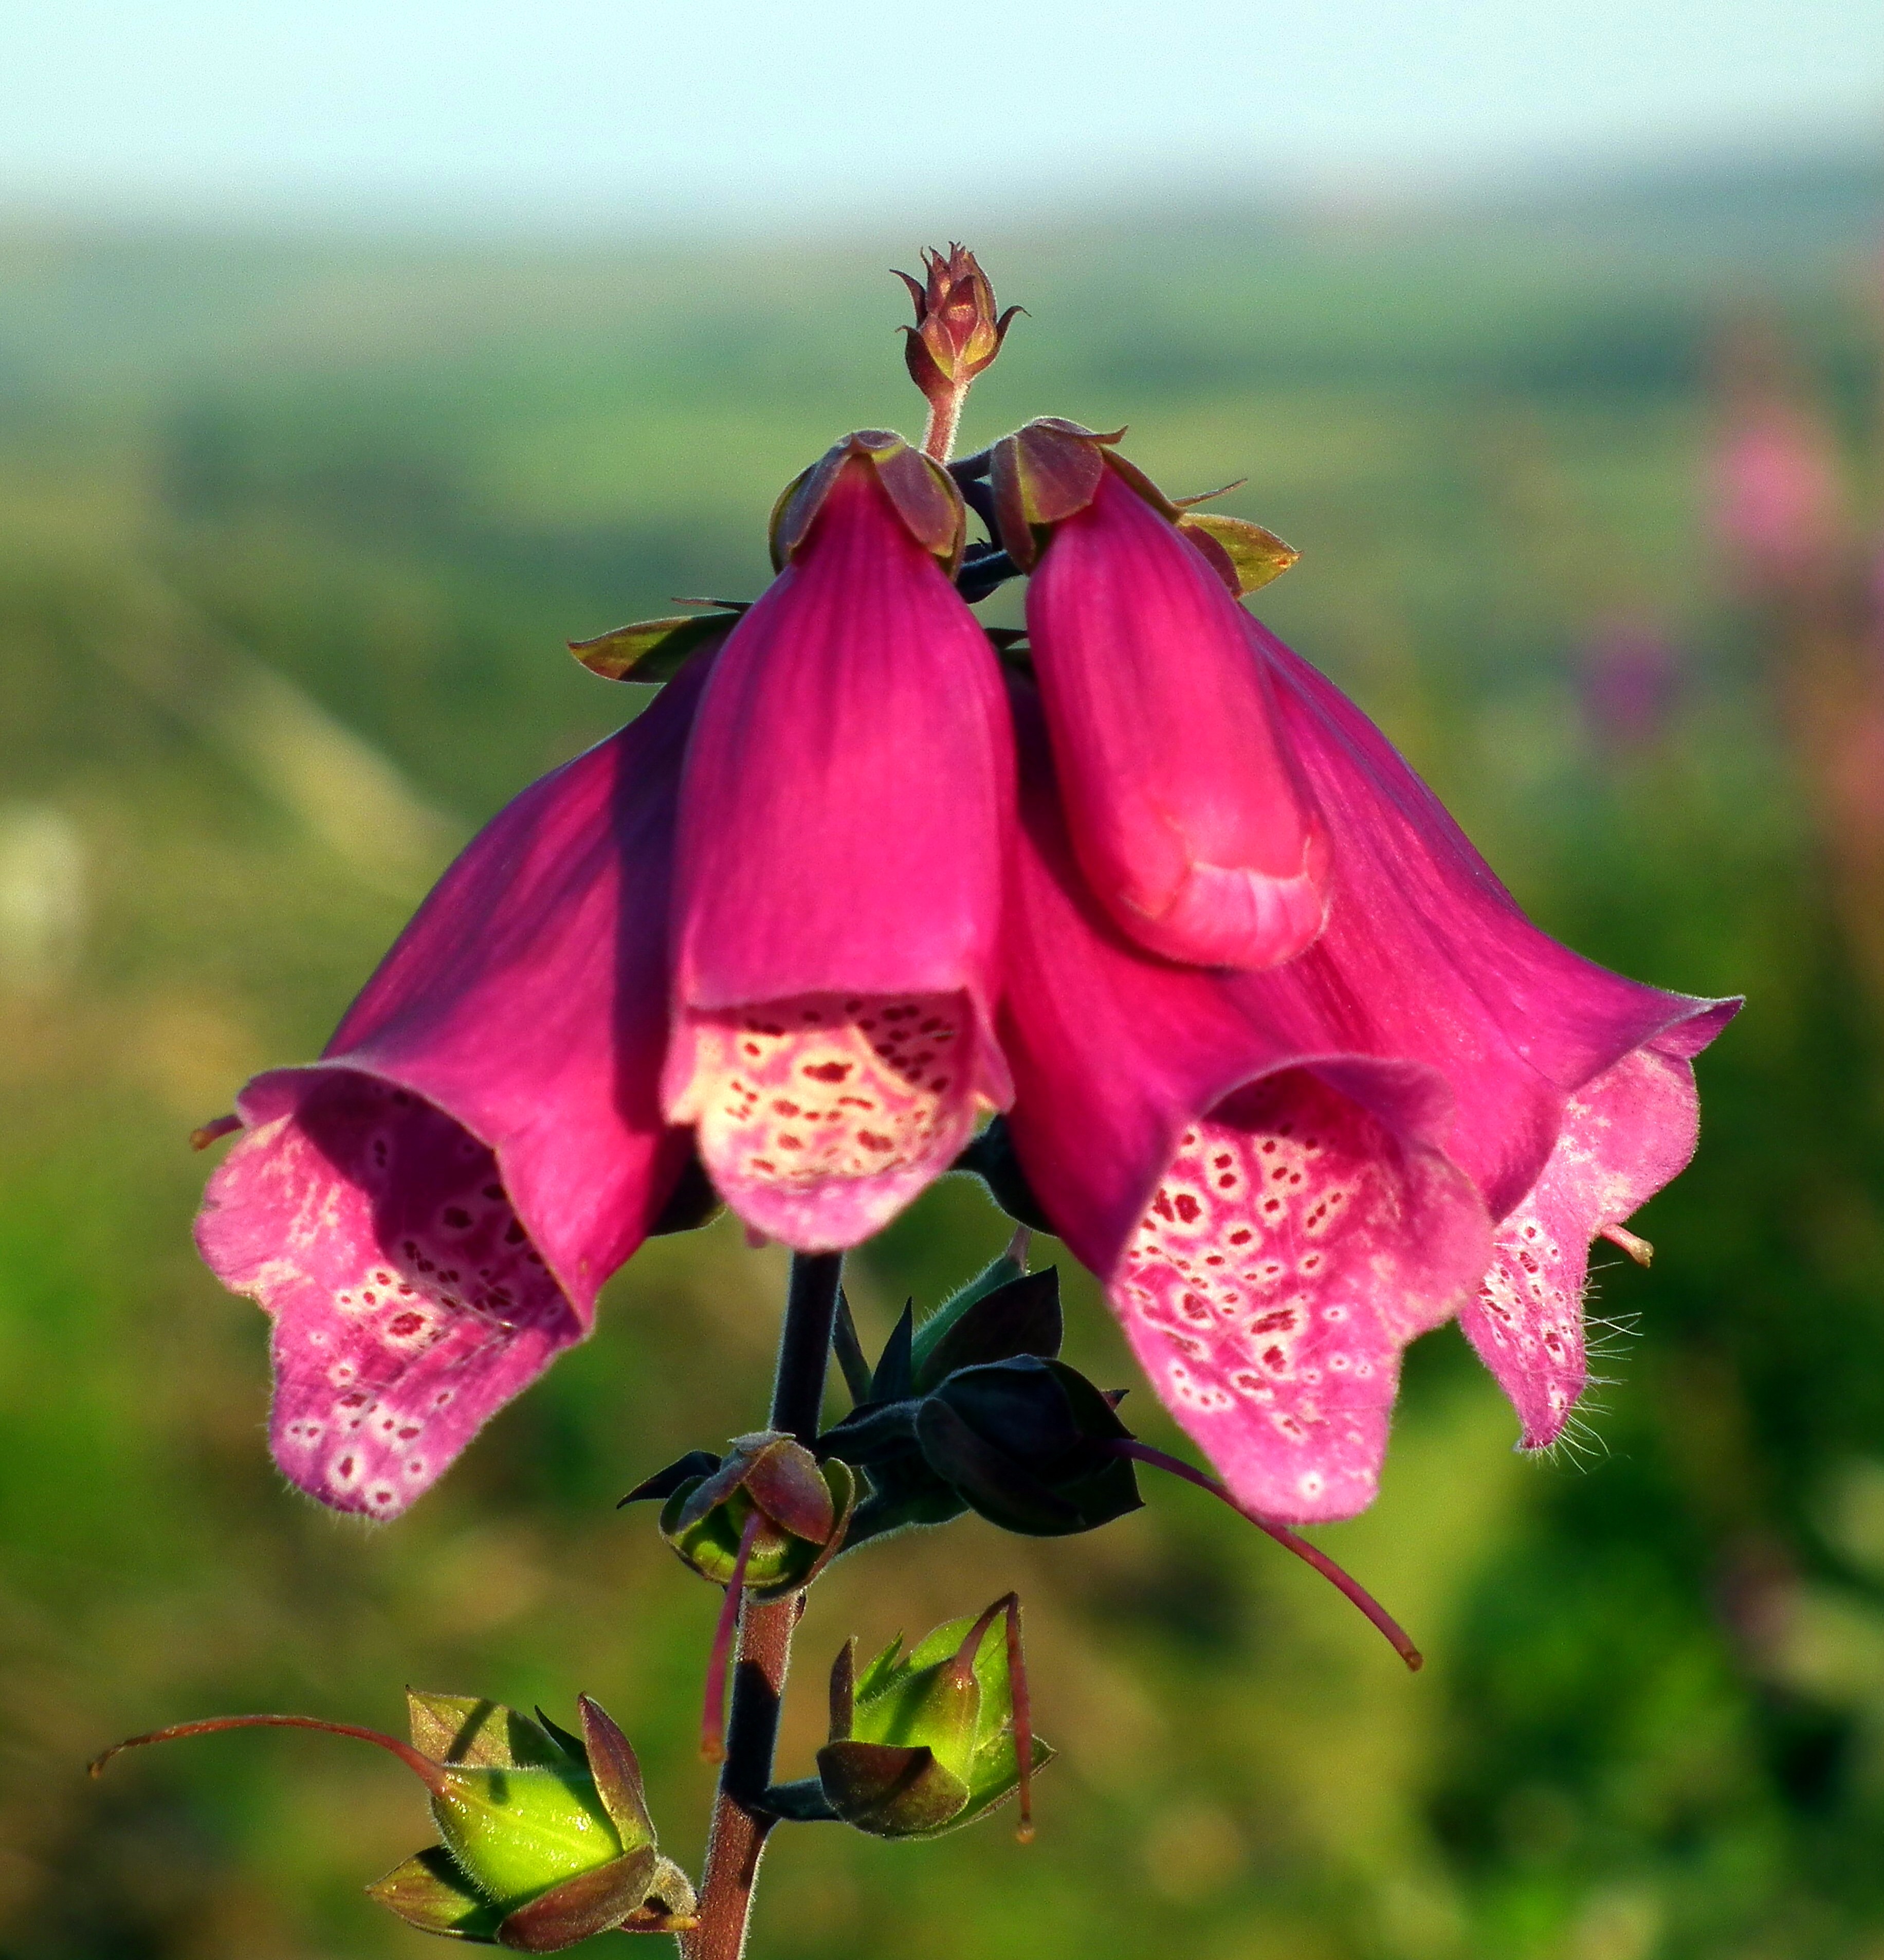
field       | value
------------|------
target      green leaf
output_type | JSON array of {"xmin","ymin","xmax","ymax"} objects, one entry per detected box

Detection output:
[{"xmin": 566, "ymin": 610, "xmax": 737, "ymax": 683}]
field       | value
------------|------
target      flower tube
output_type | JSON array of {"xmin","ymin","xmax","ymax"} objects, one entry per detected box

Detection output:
[
  {"xmin": 196, "ymin": 663, "xmax": 711, "ymax": 1518},
  {"xmin": 664, "ymin": 434, "xmax": 1014, "ymax": 1251},
  {"xmin": 998, "ymin": 635, "xmax": 1734, "ymax": 1520}
]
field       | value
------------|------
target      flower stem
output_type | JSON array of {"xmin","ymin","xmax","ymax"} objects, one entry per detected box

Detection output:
[
  {"xmin": 686, "ymin": 1250, "xmax": 844, "ymax": 1960},
  {"xmin": 921, "ymin": 383, "xmax": 970, "ymax": 465}
]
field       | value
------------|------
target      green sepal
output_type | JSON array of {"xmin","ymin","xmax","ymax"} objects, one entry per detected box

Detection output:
[
  {"xmin": 493, "ymin": 1845, "xmax": 660, "ymax": 1951},
  {"xmin": 910, "ymin": 1249, "xmax": 1023, "ymax": 1384},
  {"xmin": 617, "ymin": 1449, "xmax": 722, "ymax": 1510},
  {"xmin": 913, "ymin": 1264, "xmax": 1062, "ymax": 1392},
  {"xmin": 820, "ymin": 1612, "xmax": 1054, "ymax": 1839},
  {"xmin": 1177, "ymin": 511, "xmax": 1300, "ymax": 597},
  {"xmin": 814, "ymin": 1741, "xmax": 971, "ymax": 1838},
  {"xmin": 770, "ymin": 430, "xmax": 966, "ymax": 574},
  {"xmin": 953, "ymin": 1116, "xmax": 1059, "ymax": 1233},
  {"xmin": 367, "ymin": 1845, "xmax": 504, "ymax": 1943},
  {"xmin": 871, "ymin": 1300, "xmax": 916, "ymax": 1401},
  {"xmin": 407, "ymin": 1693, "xmax": 568, "ymax": 1771},
  {"xmin": 989, "ymin": 418, "xmax": 1117, "ymax": 569},
  {"xmin": 575, "ymin": 1694, "xmax": 654, "ymax": 1845},
  {"xmin": 673, "ymin": 1431, "xmax": 836, "ymax": 1544},
  {"xmin": 918, "ymin": 1357, "xmax": 1142, "ymax": 1537},
  {"xmin": 913, "ymin": 1398, "xmax": 1081, "ymax": 1534},
  {"xmin": 566, "ymin": 608, "xmax": 740, "ymax": 683},
  {"xmin": 531, "ymin": 1709, "xmax": 589, "ymax": 1767},
  {"xmin": 657, "ymin": 1458, "xmax": 856, "ymax": 1599}
]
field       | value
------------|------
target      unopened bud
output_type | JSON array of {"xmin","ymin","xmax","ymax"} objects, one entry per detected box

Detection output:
[
  {"xmin": 645, "ymin": 1432, "xmax": 856, "ymax": 1599},
  {"xmin": 815, "ymin": 1593, "xmax": 1050, "ymax": 1841},
  {"xmin": 90, "ymin": 1693, "xmax": 696, "ymax": 1949},
  {"xmin": 893, "ymin": 245, "xmax": 1021, "ymax": 463}
]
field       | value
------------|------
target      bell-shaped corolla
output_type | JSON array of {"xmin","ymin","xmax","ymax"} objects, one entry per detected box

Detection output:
[
  {"xmin": 997, "ymin": 639, "xmax": 1735, "ymax": 1523},
  {"xmin": 664, "ymin": 433, "xmax": 1014, "ymax": 1251},
  {"xmin": 194, "ymin": 662, "xmax": 712, "ymax": 1520},
  {"xmin": 1012, "ymin": 429, "xmax": 1330, "ymax": 970}
]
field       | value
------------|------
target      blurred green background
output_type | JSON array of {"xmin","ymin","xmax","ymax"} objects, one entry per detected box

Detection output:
[{"xmin": 4, "ymin": 149, "xmax": 1884, "ymax": 1960}]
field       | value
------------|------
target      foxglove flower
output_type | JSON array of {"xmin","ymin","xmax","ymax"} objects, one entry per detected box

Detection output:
[
  {"xmin": 1011, "ymin": 429, "xmax": 1330, "ymax": 969},
  {"xmin": 995, "ymin": 515, "xmax": 1735, "ymax": 1522},
  {"xmin": 662, "ymin": 432, "xmax": 1015, "ymax": 1251},
  {"xmin": 195, "ymin": 662, "xmax": 712, "ymax": 1518}
]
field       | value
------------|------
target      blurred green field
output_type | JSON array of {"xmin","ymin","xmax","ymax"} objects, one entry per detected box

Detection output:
[{"xmin": 3, "ymin": 157, "xmax": 1884, "ymax": 1960}]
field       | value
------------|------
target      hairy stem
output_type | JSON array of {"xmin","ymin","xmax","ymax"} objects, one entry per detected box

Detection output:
[
  {"xmin": 921, "ymin": 382, "xmax": 970, "ymax": 465},
  {"xmin": 686, "ymin": 1251, "xmax": 844, "ymax": 1960}
]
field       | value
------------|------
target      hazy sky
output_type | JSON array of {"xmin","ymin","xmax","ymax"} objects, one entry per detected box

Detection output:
[{"xmin": 3, "ymin": 0, "xmax": 1880, "ymax": 229}]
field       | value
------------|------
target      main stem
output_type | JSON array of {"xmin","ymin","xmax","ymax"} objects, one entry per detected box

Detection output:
[{"xmin": 685, "ymin": 1250, "xmax": 844, "ymax": 1960}]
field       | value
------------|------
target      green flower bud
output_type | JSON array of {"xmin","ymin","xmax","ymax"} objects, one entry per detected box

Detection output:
[
  {"xmin": 815, "ymin": 1594, "xmax": 1053, "ymax": 1841},
  {"xmin": 650, "ymin": 1432, "xmax": 856, "ymax": 1600},
  {"xmin": 90, "ymin": 1692, "xmax": 696, "ymax": 1950}
]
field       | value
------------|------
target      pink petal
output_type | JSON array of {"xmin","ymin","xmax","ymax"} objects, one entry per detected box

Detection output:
[
  {"xmin": 666, "ymin": 459, "xmax": 1013, "ymax": 1247},
  {"xmin": 196, "ymin": 664, "xmax": 707, "ymax": 1516},
  {"xmin": 200, "ymin": 1073, "xmax": 579, "ymax": 1519},
  {"xmin": 1025, "ymin": 468, "xmax": 1330, "ymax": 970},
  {"xmin": 1460, "ymin": 1036, "xmax": 1711, "ymax": 1450},
  {"xmin": 1256, "ymin": 619, "xmax": 1735, "ymax": 1221},
  {"xmin": 1254, "ymin": 618, "xmax": 1737, "ymax": 1445},
  {"xmin": 1114, "ymin": 1068, "xmax": 1490, "ymax": 1521}
]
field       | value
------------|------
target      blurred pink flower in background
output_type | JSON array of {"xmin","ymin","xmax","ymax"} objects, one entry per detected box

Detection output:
[{"xmin": 1577, "ymin": 614, "xmax": 1687, "ymax": 751}]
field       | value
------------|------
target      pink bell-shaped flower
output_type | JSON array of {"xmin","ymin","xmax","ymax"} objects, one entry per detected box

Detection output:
[
  {"xmin": 663, "ymin": 434, "xmax": 1014, "ymax": 1252},
  {"xmin": 1004, "ymin": 425, "xmax": 1330, "ymax": 971},
  {"xmin": 997, "ymin": 620, "xmax": 1735, "ymax": 1523},
  {"xmin": 194, "ymin": 663, "xmax": 711, "ymax": 1518}
]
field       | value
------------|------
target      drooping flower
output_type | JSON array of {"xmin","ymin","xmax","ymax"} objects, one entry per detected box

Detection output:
[
  {"xmin": 194, "ymin": 660, "xmax": 714, "ymax": 1518},
  {"xmin": 1000, "ymin": 421, "xmax": 1330, "ymax": 970},
  {"xmin": 192, "ymin": 364, "xmax": 1732, "ymax": 1535},
  {"xmin": 995, "ymin": 589, "xmax": 1735, "ymax": 1523},
  {"xmin": 662, "ymin": 431, "xmax": 1015, "ymax": 1252}
]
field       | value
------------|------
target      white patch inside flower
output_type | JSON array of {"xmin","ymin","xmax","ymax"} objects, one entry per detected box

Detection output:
[{"xmin": 682, "ymin": 990, "xmax": 967, "ymax": 1197}]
